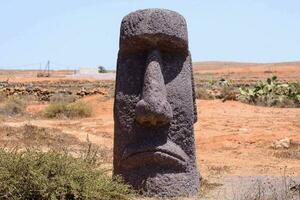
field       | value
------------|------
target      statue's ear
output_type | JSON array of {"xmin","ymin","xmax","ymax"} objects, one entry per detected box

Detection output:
[{"xmin": 191, "ymin": 64, "xmax": 198, "ymax": 123}]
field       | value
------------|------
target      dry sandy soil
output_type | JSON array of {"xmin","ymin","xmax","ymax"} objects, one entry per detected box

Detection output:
[
  {"xmin": 19, "ymin": 96, "xmax": 300, "ymax": 177},
  {"xmin": 2, "ymin": 96, "xmax": 299, "ymax": 199},
  {"xmin": 194, "ymin": 61, "xmax": 300, "ymax": 85},
  {"xmin": 0, "ymin": 62, "xmax": 299, "ymax": 199}
]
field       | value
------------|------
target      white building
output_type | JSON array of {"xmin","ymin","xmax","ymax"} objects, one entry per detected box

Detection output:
[{"xmin": 79, "ymin": 67, "xmax": 98, "ymax": 75}]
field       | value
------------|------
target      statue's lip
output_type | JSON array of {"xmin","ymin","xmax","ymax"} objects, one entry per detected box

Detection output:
[
  {"xmin": 121, "ymin": 140, "xmax": 189, "ymax": 170},
  {"xmin": 124, "ymin": 148, "xmax": 185, "ymax": 162}
]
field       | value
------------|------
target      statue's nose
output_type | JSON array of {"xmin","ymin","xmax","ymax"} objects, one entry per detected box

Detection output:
[{"xmin": 135, "ymin": 49, "xmax": 173, "ymax": 127}]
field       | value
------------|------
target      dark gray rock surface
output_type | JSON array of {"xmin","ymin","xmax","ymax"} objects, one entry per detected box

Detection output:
[{"xmin": 113, "ymin": 8, "xmax": 200, "ymax": 197}]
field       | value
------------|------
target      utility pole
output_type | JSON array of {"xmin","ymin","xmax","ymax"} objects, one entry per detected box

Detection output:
[
  {"xmin": 46, "ymin": 60, "xmax": 50, "ymax": 77},
  {"xmin": 37, "ymin": 60, "xmax": 51, "ymax": 77}
]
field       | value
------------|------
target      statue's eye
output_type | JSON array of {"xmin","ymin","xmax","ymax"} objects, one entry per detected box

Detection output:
[{"xmin": 160, "ymin": 52, "xmax": 185, "ymax": 84}]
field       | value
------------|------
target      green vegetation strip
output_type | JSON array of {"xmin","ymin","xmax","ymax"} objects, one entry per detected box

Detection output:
[
  {"xmin": 239, "ymin": 76, "xmax": 300, "ymax": 107},
  {"xmin": 0, "ymin": 150, "xmax": 134, "ymax": 200},
  {"xmin": 194, "ymin": 76, "xmax": 300, "ymax": 108}
]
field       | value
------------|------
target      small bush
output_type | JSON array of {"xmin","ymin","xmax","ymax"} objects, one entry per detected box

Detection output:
[
  {"xmin": 0, "ymin": 150, "xmax": 134, "ymax": 200},
  {"xmin": 44, "ymin": 101, "xmax": 92, "ymax": 118},
  {"xmin": 199, "ymin": 179, "xmax": 222, "ymax": 198},
  {"xmin": 43, "ymin": 103, "xmax": 67, "ymax": 118},
  {"xmin": 0, "ymin": 96, "xmax": 26, "ymax": 116},
  {"xmin": 273, "ymin": 142, "xmax": 300, "ymax": 160},
  {"xmin": 98, "ymin": 66, "xmax": 107, "ymax": 73},
  {"xmin": 67, "ymin": 102, "xmax": 92, "ymax": 118},
  {"xmin": 195, "ymin": 78, "xmax": 238, "ymax": 101},
  {"xmin": 195, "ymin": 87, "xmax": 214, "ymax": 100}
]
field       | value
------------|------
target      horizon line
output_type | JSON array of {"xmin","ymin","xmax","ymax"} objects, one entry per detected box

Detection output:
[{"xmin": 1, "ymin": 60, "xmax": 300, "ymax": 70}]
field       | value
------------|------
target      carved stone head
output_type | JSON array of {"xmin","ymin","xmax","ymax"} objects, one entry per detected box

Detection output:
[{"xmin": 113, "ymin": 9, "xmax": 200, "ymax": 197}]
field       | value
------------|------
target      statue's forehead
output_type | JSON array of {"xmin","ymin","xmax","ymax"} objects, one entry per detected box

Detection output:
[{"xmin": 120, "ymin": 9, "xmax": 188, "ymax": 49}]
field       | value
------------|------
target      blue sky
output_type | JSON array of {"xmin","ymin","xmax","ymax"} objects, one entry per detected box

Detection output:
[{"xmin": 0, "ymin": 0, "xmax": 299, "ymax": 70}]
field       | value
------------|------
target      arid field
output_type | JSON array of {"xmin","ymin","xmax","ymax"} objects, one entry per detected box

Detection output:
[{"xmin": 0, "ymin": 62, "xmax": 299, "ymax": 199}]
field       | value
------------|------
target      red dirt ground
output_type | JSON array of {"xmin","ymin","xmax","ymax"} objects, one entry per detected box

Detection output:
[
  {"xmin": 1, "ymin": 63, "xmax": 299, "ymax": 179},
  {"xmin": 14, "ymin": 96, "xmax": 300, "ymax": 178},
  {"xmin": 193, "ymin": 61, "xmax": 300, "ymax": 83}
]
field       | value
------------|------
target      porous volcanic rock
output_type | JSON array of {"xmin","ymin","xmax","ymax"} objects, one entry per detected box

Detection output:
[{"xmin": 113, "ymin": 9, "xmax": 200, "ymax": 197}]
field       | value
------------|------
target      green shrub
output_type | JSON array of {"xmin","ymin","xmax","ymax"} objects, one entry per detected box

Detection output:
[
  {"xmin": 239, "ymin": 76, "xmax": 300, "ymax": 107},
  {"xmin": 44, "ymin": 101, "xmax": 92, "ymax": 118},
  {"xmin": 0, "ymin": 150, "xmax": 134, "ymax": 200},
  {"xmin": 0, "ymin": 96, "xmax": 26, "ymax": 116}
]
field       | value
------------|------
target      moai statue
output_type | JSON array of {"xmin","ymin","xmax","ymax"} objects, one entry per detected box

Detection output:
[{"xmin": 113, "ymin": 8, "xmax": 200, "ymax": 197}]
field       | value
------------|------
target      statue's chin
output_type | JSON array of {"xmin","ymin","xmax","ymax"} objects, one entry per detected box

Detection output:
[
  {"xmin": 140, "ymin": 172, "xmax": 200, "ymax": 197},
  {"xmin": 117, "ymin": 139, "xmax": 199, "ymax": 197}
]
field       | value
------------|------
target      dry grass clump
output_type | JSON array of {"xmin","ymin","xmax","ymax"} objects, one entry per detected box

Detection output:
[
  {"xmin": 232, "ymin": 177, "xmax": 299, "ymax": 200},
  {"xmin": 108, "ymin": 84, "xmax": 115, "ymax": 99},
  {"xmin": 0, "ymin": 149, "xmax": 134, "ymax": 200},
  {"xmin": 195, "ymin": 87, "xmax": 214, "ymax": 100},
  {"xmin": 207, "ymin": 165, "xmax": 231, "ymax": 176},
  {"xmin": 194, "ymin": 79, "xmax": 238, "ymax": 101},
  {"xmin": 0, "ymin": 96, "xmax": 26, "ymax": 116},
  {"xmin": 198, "ymin": 179, "xmax": 223, "ymax": 198},
  {"xmin": 82, "ymin": 135, "xmax": 113, "ymax": 164},
  {"xmin": 273, "ymin": 142, "xmax": 300, "ymax": 160},
  {"xmin": 0, "ymin": 91, "xmax": 7, "ymax": 102},
  {"xmin": 44, "ymin": 101, "xmax": 92, "ymax": 118}
]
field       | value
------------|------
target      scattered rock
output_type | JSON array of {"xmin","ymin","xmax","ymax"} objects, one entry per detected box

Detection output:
[
  {"xmin": 272, "ymin": 138, "xmax": 291, "ymax": 149},
  {"xmin": 0, "ymin": 81, "xmax": 109, "ymax": 101},
  {"xmin": 290, "ymin": 184, "xmax": 300, "ymax": 193},
  {"xmin": 239, "ymin": 128, "xmax": 249, "ymax": 134}
]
